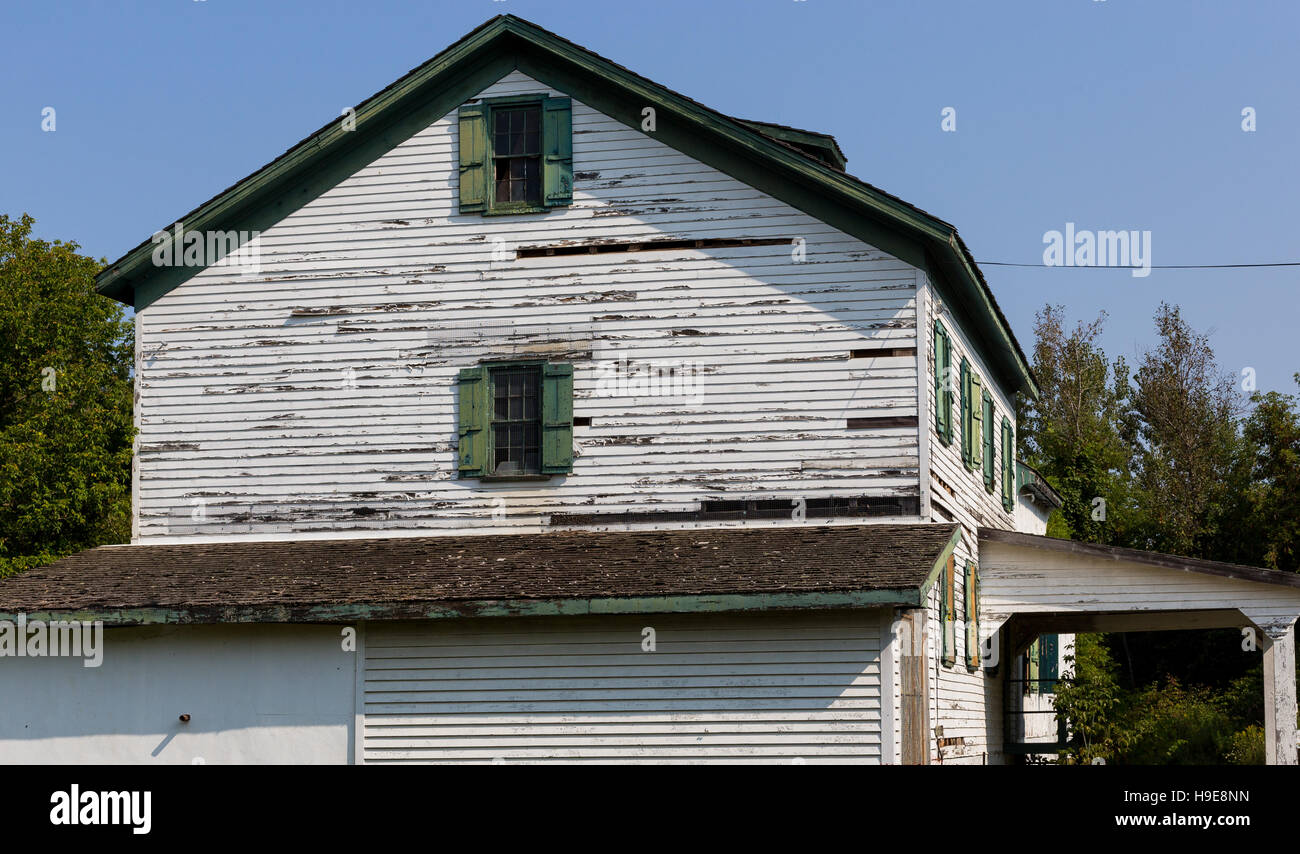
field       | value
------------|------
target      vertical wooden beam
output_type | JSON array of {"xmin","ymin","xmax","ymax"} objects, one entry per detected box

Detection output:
[
  {"xmin": 1262, "ymin": 624, "xmax": 1298, "ymax": 766},
  {"xmin": 898, "ymin": 608, "xmax": 930, "ymax": 765}
]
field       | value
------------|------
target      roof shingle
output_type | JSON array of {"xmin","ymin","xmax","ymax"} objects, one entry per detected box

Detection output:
[{"xmin": 0, "ymin": 523, "xmax": 958, "ymax": 624}]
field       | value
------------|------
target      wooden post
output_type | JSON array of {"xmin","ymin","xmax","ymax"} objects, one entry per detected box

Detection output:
[
  {"xmin": 898, "ymin": 609, "xmax": 930, "ymax": 765},
  {"xmin": 1262, "ymin": 624, "xmax": 1298, "ymax": 766}
]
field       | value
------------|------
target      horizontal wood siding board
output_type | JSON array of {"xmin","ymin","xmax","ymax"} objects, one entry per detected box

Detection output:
[{"xmin": 362, "ymin": 611, "xmax": 886, "ymax": 763}]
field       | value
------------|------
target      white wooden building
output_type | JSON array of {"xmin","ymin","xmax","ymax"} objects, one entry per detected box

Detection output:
[{"xmin": 2, "ymin": 15, "xmax": 1297, "ymax": 764}]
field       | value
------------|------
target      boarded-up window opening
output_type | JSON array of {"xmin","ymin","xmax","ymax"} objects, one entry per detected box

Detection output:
[
  {"xmin": 850, "ymin": 347, "xmax": 916, "ymax": 359},
  {"xmin": 899, "ymin": 609, "xmax": 930, "ymax": 765},
  {"xmin": 516, "ymin": 237, "xmax": 791, "ymax": 258},
  {"xmin": 940, "ymin": 554, "xmax": 956, "ymax": 667},
  {"xmin": 847, "ymin": 416, "xmax": 919, "ymax": 429}
]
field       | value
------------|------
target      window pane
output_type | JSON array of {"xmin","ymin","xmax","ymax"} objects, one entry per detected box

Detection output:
[
  {"xmin": 489, "ymin": 365, "xmax": 543, "ymax": 475},
  {"xmin": 494, "ymin": 161, "xmax": 510, "ymax": 202}
]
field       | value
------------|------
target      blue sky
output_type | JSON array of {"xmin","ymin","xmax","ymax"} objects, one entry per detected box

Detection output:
[{"xmin": 3, "ymin": 0, "xmax": 1297, "ymax": 393}]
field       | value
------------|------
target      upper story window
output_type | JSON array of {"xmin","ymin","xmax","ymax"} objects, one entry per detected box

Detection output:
[
  {"xmin": 458, "ymin": 361, "xmax": 574, "ymax": 479},
  {"xmin": 458, "ymin": 95, "xmax": 573, "ymax": 216}
]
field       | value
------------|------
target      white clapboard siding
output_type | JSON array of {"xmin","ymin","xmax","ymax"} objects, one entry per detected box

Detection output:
[
  {"xmin": 361, "ymin": 611, "xmax": 887, "ymax": 764},
  {"xmin": 135, "ymin": 70, "xmax": 922, "ymax": 541},
  {"xmin": 922, "ymin": 275, "xmax": 1017, "ymax": 539},
  {"xmin": 913, "ymin": 279, "xmax": 1017, "ymax": 764},
  {"xmin": 925, "ymin": 534, "xmax": 1001, "ymax": 765}
]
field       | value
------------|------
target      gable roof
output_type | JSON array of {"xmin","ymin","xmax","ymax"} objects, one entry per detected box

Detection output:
[
  {"xmin": 95, "ymin": 14, "xmax": 1036, "ymax": 398},
  {"xmin": 0, "ymin": 523, "xmax": 960, "ymax": 625}
]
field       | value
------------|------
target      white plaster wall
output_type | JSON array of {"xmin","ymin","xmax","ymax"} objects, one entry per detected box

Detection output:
[{"xmin": 0, "ymin": 624, "xmax": 355, "ymax": 764}]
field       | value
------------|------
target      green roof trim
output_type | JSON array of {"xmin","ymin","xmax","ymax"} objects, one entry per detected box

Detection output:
[
  {"xmin": 735, "ymin": 118, "xmax": 848, "ymax": 171},
  {"xmin": 94, "ymin": 14, "xmax": 1036, "ymax": 398},
  {"xmin": 917, "ymin": 524, "xmax": 964, "ymax": 600},
  {"xmin": 1016, "ymin": 460, "xmax": 1064, "ymax": 510}
]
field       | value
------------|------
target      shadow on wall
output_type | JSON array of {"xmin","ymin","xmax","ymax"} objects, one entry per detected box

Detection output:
[{"xmin": 0, "ymin": 623, "xmax": 354, "ymax": 764}]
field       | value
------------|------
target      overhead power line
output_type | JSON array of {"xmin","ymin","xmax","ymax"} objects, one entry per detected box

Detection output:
[{"xmin": 978, "ymin": 261, "xmax": 1300, "ymax": 270}]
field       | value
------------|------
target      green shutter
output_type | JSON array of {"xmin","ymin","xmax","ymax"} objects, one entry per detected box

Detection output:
[
  {"xmin": 965, "ymin": 561, "xmax": 980, "ymax": 669},
  {"xmin": 982, "ymin": 391, "xmax": 995, "ymax": 492},
  {"xmin": 1001, "ymin": 417, "xmax": 1015, "ymax": 511},
  {"xmin": 960, "ymin": 358, "xmax": 973, "ymax": 469},
  {"xmin": 1027, "ymin": 638, "xmax": 1041, "ymax": 694},
  {"xmin": 457, "ymin": 366, "xmax": 488, "ymax": 477},
  {"xmin": 933, "ymin": 321, "xmax": 952, "ymax": 445},
  {"xmin": 969, "ymin": 372, "xmax": 982, "ymax": 472},
  {"xmin": 541, "ymin": 363, "xmax": 574, "ymax": 473},
  {"xmin": 941, "ymin": 554, "xmax": 956, "ymax": 667},
  {"xmin": 1039, "ymin": 633, "xmax": 1060, "ymax": 691},
  {"xmin": 458, "ymin": 104, "xmax": 488, "ymax": 214},
  {"xmin": 542, "ymin": 97, "xmax": 573, "ymax": 208}
]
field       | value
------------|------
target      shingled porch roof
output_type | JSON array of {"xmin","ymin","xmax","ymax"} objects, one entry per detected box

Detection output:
[{"xmin": 0, "ymin": 523, "xmax": 961, "ymax": 626}]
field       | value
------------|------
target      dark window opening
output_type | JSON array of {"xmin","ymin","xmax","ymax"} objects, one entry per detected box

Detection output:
[
  {"xmin": 516, "ymin": 236, "xmax": 791, "ymax": 258},
  {"xmin": 850, "ymin": 347, "xmax": 916, "ymax": 359},
  {"xmin": 493, "ymin": 107, "xmax": 542, "ymax": 205},
  {"xmin": 490, "ymin": 365, "xmax": 541, "ymax": 475},
  {"xmin": 549, "ymin": 495, "xmax": 921, "ymax": 526}
]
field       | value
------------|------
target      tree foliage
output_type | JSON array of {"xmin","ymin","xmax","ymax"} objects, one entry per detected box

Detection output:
[
  {"xmin": 0, "ymin": 213, "xmax": 133, "ymax": 576},
  {"xmin": 1024, "ymin": 301, "xmax": 1299, "ymax": 764}
]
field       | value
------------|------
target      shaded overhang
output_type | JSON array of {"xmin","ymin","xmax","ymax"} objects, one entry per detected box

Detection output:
[{"xmin": 978, "ymin": 528, "xmax": 1300, "ymax": 637}]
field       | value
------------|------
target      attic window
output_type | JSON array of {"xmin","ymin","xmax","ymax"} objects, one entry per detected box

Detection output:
[{"xmin": 458, "ymin": 95, "xmax": 573, "ymax": 216}]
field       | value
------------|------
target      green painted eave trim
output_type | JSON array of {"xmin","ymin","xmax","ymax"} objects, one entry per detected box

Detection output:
[
  {"xmin": 917, "ymin": 524, "xmax": 964, "ymax": 600},
  {"xmin": 735, "ymin": 119, "xmax": 849, "ymax": 171},
  {"xmin": 94, "ymin": 13, "xmax": 1035, "ymax": 397},
  {"xmin": 0, "ymin": 588, "xmax": 921, "ymax": 628},
  {"xmin": 1016, "ymin": 459, "xmax": 1064, "ymax": 509}
]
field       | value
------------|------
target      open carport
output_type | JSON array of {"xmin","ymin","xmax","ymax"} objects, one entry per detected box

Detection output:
[{"xmin": 979, "ymin": 529, "xmax": 1300, "ymax": 765}]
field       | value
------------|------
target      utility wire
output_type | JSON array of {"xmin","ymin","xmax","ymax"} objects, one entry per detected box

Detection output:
[{"xmin": 978, "ymin": 261, "xmax": 1300, "ymax": 269}]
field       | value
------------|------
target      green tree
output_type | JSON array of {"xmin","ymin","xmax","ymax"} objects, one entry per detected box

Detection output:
[
  {"xmin": 1235, "ymin": 377, "xmax": 1300, "ymax": 571},
  {"xmin": 1121, "ymin": 302, "xmax": 1245, "ymax": 558},
  {"xmin": 1027, "ymin": 302, "xmax": 1292, "ymax": 764},
  {"xmin": 1017, "ymin": 306, "xmax": 1131, "ymax": 542},
  {"xmin": 0, "ymin": 213, "xmax": 133, "ymax": 576}
]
